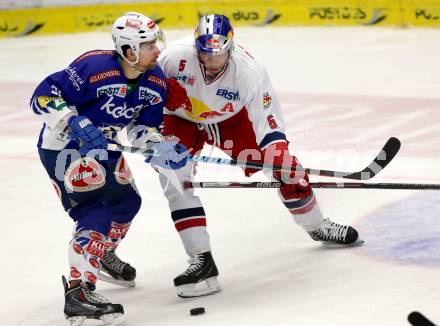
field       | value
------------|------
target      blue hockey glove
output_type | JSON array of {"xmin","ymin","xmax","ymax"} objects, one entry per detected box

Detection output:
[
  {"xmin": 147, "ymin": 141, "xmax": 189, "ymax": 170},
  {"xmin": 68, "ymin": 115, "xmax": 108, "ymax": 156}
]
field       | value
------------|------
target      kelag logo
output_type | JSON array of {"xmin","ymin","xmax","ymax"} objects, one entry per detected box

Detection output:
[{"xmin": 139, "ymin": 87, "xmax": 163, "ymax": 105}]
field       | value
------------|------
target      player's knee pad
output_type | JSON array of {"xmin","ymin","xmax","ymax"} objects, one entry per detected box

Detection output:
[
  {"xmin": 102, "ymin": 190, "xmax": 139, "ymax": 248},
  {"xmin": 75, "ymin": 212, "xmax": 113, "ymax": 236},
  {"xmin": 159, "ymin": 163, "xmax": 197, "ymax": 202},
  {"xmin": 106, "ymin": 187, "xmax": 142, "ymax": 223},
  {"xmin": 165, "ymin": 185, "xmax": 203, "ymax": 213},
  {"xmin": 126, "ymin": 187, "xmax": 142, "ymax": 218}
]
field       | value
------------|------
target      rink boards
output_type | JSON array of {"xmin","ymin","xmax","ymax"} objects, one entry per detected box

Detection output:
[{"xmin": 1, "ymin": 0, "xmax": 440, "ymax": 38}]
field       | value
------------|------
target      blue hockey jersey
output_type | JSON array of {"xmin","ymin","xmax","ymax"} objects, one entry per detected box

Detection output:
[{"xmin": 30, "ymin": 50, "xmax": 167, "ymax": 151}]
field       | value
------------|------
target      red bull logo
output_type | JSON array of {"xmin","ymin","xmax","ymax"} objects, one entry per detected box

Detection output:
[
  {"xmin": 184, "ymin": 97, "xmax": 231, "ymax": 121},
  {"xmin": 206, "ymin": 38, "xmax": 220, "ymax": 49},
  {"xmin": 263, "ymin": 92, "xmax": 272, "ymax": 109},
  {"xmin": 199, "ymin": 111, "xmax": 224, "ymax": 119}
]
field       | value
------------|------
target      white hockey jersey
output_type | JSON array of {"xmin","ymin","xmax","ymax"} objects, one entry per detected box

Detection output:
[{"xmin": 158, "ymin": 36, "xmax": 287, "ymax": 149}]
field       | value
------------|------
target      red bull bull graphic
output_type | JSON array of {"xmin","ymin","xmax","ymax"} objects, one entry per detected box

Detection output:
[{"xmin": 183, "ymin": 96, "xmax": 230, "ymax": 121}]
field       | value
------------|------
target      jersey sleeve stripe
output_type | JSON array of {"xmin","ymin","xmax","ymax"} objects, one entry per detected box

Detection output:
[{"xmin": 259, "ymin": 131, "xmax": 286, "ymax": 149}]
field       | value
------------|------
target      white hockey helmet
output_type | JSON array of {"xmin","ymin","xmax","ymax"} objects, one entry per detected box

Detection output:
[{"xmin": 112, "ymin": 12, "xmax": 165, "ymax": 65}]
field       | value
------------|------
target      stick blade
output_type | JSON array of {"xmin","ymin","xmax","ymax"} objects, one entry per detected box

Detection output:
[
  {"xmin": 408, "ymin": 311, "xmax": 436, "ymax": 326},
  {"xmin": 344, "ymin": 137, "xmax": 401, "ymax": 180}
]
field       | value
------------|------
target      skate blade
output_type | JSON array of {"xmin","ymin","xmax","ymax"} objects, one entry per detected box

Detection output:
[
  {"xmin": 67, "ymin": 316, "xmax": 86, "ymax": 326},
  {"xmin": 321, "ymin": 238, "xmax": 365, "ymax": 246},
  {"xmin": 98, "ymin": 272, "xmax": 136, "ymax": 288},
  {"xmin": 176, "ymin": 276, "xmax": 222, "ymax": 298},
  {"xmin": 101, "ymin": 312, "xmax": 125, "ymax": 326},
  {"xmin": 67, "ymin": 313, "xmax": 124, "ymax": 326}
]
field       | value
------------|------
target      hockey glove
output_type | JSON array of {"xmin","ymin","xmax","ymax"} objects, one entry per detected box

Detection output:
[
  {"xmin": 263, "ymin": 142, "xmax": 311, "ymax": 200},
  {"xmin": 147, "ymin": 141, "xmax": 189, "ymax": 170},
  {"xmin": 68, "ymin": 115, "xmax": 108, "ymax": 156},
  {"xmin": 165, "ymin": 78, "xmax": 192, "ymax": 112}
]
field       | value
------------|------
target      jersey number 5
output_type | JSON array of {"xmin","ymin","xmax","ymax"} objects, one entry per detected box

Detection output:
[{"xmin": 267, "ymin": 114, "xmax": 278, "ymax": 129}]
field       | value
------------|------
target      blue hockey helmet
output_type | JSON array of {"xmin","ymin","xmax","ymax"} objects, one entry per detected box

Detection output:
[{"xmin": 194, "ymin": 14, "xmax": 234, "ymax": 55}]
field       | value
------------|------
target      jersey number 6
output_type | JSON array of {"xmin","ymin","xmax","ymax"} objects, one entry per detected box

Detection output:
[{"xmin": 267, "ymin": 114, "xmax": 278, "ymax": 129}]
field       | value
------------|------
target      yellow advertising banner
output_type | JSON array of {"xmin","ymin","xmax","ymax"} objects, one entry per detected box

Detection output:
[{"xmin": 1, "ymin": 0, "xmax": 439, "ymax": 38}]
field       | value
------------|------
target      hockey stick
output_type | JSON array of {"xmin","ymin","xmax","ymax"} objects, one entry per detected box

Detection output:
[
  {"xmin": 107, "ymin": 136, "xmax": 401, "ymax": 181},
  {"xmin": 184, "ymin": 181, "xmax": 440, "ymax": 190}
]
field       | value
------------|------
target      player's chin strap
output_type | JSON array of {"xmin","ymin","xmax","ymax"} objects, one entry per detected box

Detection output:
[
  {"xmin": 120, "ymin": 53, "xmax": 147, "ymax": 73},
  {"xmin": 106, "ymin": 137, "xmax": 401, "ymax": 181}
]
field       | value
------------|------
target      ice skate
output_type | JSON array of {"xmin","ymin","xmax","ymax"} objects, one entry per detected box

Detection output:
[
  {"xmin": 99, "ymin": 249, "xmax": 136, "ymax": 288},
  {"xmin": 174, "ymin": 251, "xmax": 221, "ymax": 298},
  {"xmin": 308, "ymin": 218, "xmax": 363, "ymax": 245},
  {"xmin": 62, "ymin": 275, "xmax": 124, "ymax": 326}
]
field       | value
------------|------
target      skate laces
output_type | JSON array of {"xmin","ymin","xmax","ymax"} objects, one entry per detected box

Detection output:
[
  {"xmin": 103, "ymin": 250, "xmax": 126, "ymax": 273},
  {"xmin": 314, "ymin": 218, "xmax": 348, "ymax": 241},
  {"xmin": 182, "ymin": 253, "xmax": 205, "ymax": 276},
  {"xmin": 80, "ymin": 282, "xmax": 110, "ymax": 304}
]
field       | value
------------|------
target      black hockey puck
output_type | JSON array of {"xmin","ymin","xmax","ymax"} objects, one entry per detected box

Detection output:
[
  {"xmin": 408, "ymin": 311, "xmax": 436, "ymax": 326},
  {"xmin": 190, "ymin": 307, "xmax": 205, "ymax": 316}
]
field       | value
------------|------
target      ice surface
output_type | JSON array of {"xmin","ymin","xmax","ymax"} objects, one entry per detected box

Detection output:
[{"xmin": 1, "ymin": 27, "xmax": 439, "ymax": 325}]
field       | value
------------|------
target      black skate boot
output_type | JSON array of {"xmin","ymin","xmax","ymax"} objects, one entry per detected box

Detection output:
[
  {"xmin": 174, "ymin": 251, "xmax": 221, "ymax": 298},
  {"xmin": 62, "ymin": 275, "xmax": 124, "ymax": 326},
  {"xmin": 308, "ymin": 218, "xmax": 362, "ymax": 245},
  {"xmin": 99, "ymin": 249, "xmax": 136, "ymax": 287}
]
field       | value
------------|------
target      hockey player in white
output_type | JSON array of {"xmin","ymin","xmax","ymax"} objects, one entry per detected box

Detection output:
[{"xmin": 158, "ymin": 14, "xmax": 361, "ymax": 298}]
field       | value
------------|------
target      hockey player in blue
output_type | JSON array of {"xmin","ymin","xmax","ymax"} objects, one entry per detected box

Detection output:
[{"xmin": 30, "ymin": 12, "xmax": 187, "ymax": 326}]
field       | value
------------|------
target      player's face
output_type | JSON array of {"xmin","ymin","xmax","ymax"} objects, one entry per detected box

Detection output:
[
  {"xmin": 199, "ymin": 51, "xmax": 229, "ymax": 74},
  {"xmin": 136, "ymin": 41, "xmax": 161, "ymax": 71}
]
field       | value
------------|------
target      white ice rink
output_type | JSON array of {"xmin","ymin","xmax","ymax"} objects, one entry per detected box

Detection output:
[{"xmin": 1, "ymin": 26, "xmax": 440, "ymax": 325}]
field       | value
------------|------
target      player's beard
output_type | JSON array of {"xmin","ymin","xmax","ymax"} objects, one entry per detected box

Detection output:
[
  {"xmin": 205, "ymin": 65, "xmax": 223, "ymax": 74},
  {"xmin": 199, "ymin": 51, "xmax": 230, "ymax": 82},
  {"xmin": 133, "ymin": 61, "xmax": 156, "ymax": 73},
  {"xmin": 203, "ymin": 63, "xmax": 227, "ymax": 83}
]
